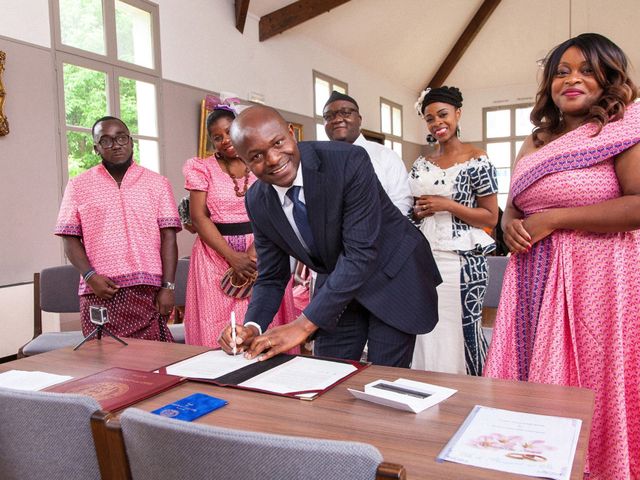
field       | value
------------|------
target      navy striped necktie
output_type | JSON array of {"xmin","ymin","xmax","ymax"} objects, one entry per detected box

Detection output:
[{"xmin": 286, "ymin": 186, "xmax": 317, "ymax": 255}]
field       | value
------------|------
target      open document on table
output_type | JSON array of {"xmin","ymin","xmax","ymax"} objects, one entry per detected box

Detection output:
[
  {"xmin": 438, "ymin": 405, "xmax": 582, "ymax": 480},
  {"xmin": 162, "ymin": 350, "xmax": 368, "ymax": 400}
]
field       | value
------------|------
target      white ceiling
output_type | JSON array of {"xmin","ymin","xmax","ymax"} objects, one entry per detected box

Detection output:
[{"xmin": 247, "ymin": 0, "xmax": 640, "ymax": 95}]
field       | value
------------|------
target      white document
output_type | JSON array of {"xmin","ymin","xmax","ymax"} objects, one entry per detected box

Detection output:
[
  {"xmin": 239, "ymin": 356, "xmax": 356, "ymax": 394},
  {"xmin": 164, "ymin": 350, "xmax": 257, "ymax": 379},
  {"xmin": 348, "ymin": 378, "xmax": 456, "ymax": 413},
  {"xmin": 438, "ymin": 405, "xmax": 582, "ymax": 480},
  {"xmin": 0, "ymin": 370, "xmax": 73, "ymax": 391}
]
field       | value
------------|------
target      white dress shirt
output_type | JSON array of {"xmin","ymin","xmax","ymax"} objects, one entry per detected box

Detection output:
[
  {"xmin": 271, "ymin": 164, "xmax": 312, "ymax": 253},
  {"xmin": 353, "ymin": 134, "xmax": 413, "ymax": 214}
]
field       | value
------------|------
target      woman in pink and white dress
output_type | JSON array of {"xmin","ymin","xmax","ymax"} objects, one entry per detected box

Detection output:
[
  {"xmin": 484, "ymin": 33, "xmax": 640, "ymax": 478},
  {"xmin": 182, "ymin": 102, "xmax": 296, "ymax": 348}
]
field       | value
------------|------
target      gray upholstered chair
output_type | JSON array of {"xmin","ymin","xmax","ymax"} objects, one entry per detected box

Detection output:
[
  {"xmin": 0, "ymin": 387, "xmax": 102, "ymax": 480},
  {"xmin": 19, "ymin": 265, "xmax": 85, "ymax": 357},
  {"xmin": 483, "ymin": 255, "xmax": 509, "ymax": 345},
  {"xmin": 165, "ymin": 257, "xmax": 190, "ymax": 343},
  {"xmin": 19, "ymin": 259, "xmax": 191, "ymax": 356},
  {"xmin": 119, "ymin": 407, "xmax": 404, "ymax": 480}
]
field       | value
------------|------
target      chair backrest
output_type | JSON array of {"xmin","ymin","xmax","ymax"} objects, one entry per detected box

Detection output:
[
  {"xmin": 485, "ymin": 256, "xmax": 509, "ymax": 308},
  {"xmin": 0, "ymin": 388, "xmax": 102, "ymax": 480},
  {"xmin": 40, "ymin": 264, "xmax": 81, "ymax": 313},
  {"xmin": 120, "ymin": 407, "xmax": 386, "ymax": 480},
  {"xmin": 30, "ymin": 265, "xmax": 80, "ymax": 339},
  {"xmin": 174, "ymin": 258, "xmax": 189, "ymax": 307}
]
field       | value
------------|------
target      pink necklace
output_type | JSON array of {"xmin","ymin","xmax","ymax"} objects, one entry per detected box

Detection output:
[{"xmin": 218, "ymin": 155, "xmax": 250, "ymax": 197}]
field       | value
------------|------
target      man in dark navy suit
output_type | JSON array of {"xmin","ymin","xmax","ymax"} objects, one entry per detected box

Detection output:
[{"xmin": 219, "ymin": 106, "xmax": 440, "ymax": 367}]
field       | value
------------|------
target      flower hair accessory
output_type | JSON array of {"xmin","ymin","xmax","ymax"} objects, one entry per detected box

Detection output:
[
  {"xmin": 205, "ymin": 94, "xmax": 241, "ymax": 114},
  {"xmin": 415, "ymin": 87, "xmax": 431, "ymax": 118}
]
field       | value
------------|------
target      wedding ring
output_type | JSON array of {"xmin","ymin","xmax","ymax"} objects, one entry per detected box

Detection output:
[{"xmin": 267, "ymin": 337, "xmax": 273, "ymax": 348}]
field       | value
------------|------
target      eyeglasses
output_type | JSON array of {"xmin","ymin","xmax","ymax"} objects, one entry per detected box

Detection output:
[
  {"xmin": 322, "ymin": 107, "xmax": 358, "ymax": 122},
  {"xmin": 97, "ymin": 134, "xmax": 131, "ymax": 149}
]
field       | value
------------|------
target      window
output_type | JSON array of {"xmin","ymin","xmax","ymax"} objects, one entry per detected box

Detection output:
[
  {"xmin": 313, "ymin": 71, "xmax": 347, "ymax": 140},
  {"xmin": 380, "ymin": 98, "xmax": 403, "ymax": 158},
  {"xmin": 483, "ymin": 104, "xmax": 534, "ymax": 208},
  {"xmin": 53, "ymin": 0, "xmax": 161, "ymax": 178}
]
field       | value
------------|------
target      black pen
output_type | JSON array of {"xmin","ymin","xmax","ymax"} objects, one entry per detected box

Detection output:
[{"xmin": 371, "ymin": 383, "xmax": 432, "ymax": 399}]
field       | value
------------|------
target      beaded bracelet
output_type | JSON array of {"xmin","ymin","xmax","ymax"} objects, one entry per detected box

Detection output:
[{"xmin": 83, "ymin": 269, "xmax": 97, "ymax": 282}]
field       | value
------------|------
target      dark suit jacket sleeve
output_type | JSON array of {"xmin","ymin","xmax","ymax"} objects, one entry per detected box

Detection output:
[
  {"xmin": 303, "ymin": 146, "xmax": 381, "ymax": 332},
  {"xmin": 243, "ymin": 199, "xmax": 291, "ymax": 333}
]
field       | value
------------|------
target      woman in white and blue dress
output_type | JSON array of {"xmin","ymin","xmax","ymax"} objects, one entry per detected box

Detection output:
[{"xmin": 410, "ymin": 86, "xmax": 499, "ymax": 376}]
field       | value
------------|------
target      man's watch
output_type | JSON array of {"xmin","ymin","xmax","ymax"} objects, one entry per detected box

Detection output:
[{"xmin": 161, "ymin": 281, "xmax": 175, "ymax": 291}]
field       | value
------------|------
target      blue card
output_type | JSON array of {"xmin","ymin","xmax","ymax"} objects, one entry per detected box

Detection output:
[{"xmin": 151, "ymin": 393, "xmax": 227, "ymax": 421}]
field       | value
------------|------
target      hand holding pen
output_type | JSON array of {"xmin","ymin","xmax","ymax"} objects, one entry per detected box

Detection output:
[{"xmin": 230, "ymin": 311, "xmax": 237, "ymax": 356}]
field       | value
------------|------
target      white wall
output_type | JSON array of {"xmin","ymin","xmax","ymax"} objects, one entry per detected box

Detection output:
[
  {"xmin": 0, "ymin": 0, "xmax": 51, "ymax": 48},
  {"xmin": 156, "ymin": 0, "xmax": 425, "ymax": 143}
]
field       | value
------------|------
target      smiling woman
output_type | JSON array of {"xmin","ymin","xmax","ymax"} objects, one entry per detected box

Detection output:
[
  {"xmin": 409, "ymin": 86, "xmax": 499, "ymax": 378},
  {"xmin": 182, "ymin": 102, "xmax": 297, "ymax": 349},
  {"xmin": 484, "ymin": 33, "xmax": 640, "ymax": 479}
]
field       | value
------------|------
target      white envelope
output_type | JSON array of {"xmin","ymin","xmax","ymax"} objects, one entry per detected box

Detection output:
[{"xmin": 348, "ymin": 378, "xmax": 456, "ymax": 413}]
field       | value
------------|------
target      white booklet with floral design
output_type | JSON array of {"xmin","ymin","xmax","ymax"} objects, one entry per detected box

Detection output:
[{"xmin": 438, "ymin": 405, "xmax": 581, "ymax": 480}]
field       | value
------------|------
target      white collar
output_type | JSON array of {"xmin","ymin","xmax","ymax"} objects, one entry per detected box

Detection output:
[
  {"xmin": 353, "ymin": 133, "xmax": 367, "ymax": 147},
  {"xmin": 272, "ymin": 163, "xmax": 304, "ymax": 207}
]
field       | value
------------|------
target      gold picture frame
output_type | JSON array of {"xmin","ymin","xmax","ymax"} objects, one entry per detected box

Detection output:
[
  {"xmin": 290, "ymin": 122, "xmax": 303, "ymax": 141},
  {"xmin": 0, "ymin": 51, "xmax": 9, "ymax": 136},
  {"xmin": 197, "ymin": 99, "xmax": 215, "ymax": 159}
]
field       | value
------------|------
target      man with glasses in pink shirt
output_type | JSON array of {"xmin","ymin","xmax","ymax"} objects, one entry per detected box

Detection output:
[{"xmin": 55, "ymin": 116, "xmax": 181, "ymax": 341}]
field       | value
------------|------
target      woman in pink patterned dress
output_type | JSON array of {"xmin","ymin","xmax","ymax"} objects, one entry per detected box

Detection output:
[
  {"xmin": 183, "ymin": 103, "xmax": 296, "ymax": 348},
  {"xmin": 484, "ymin": 33, "xmax": 640, "ymax": 478}
]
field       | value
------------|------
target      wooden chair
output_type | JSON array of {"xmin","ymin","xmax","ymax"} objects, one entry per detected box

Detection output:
[
  {"xmin": 92, "ymin": 408, "xmax": 406, "ymax": 480},
  {"xmin": 19, "ymin": 259, "xmax": 190, "ymax": 357},
  {"xmin": 0, "ymin": 387, "xmax": 104, "ymax": 480}
]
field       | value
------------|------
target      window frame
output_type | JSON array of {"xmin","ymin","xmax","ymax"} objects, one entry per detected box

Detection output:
[
  {"xmin": 482, "ymin": 103, "xmax": 534, "ymax": 208},
  {"xmin": 51, "ymin": 0, "xmax": 163, "ymax": 184},
  {"xmin": 51, "ymin": 0, "xmax": 162, "ymax": 76},
  {"xmin": 379, "ymin": 97, "xmax": 403, "ymax": 156},
  {"xmin": 312, "ymin": 70, "xmax": 347, "ymax": 140}
]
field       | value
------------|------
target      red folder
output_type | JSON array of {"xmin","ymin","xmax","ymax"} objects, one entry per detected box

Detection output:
[{"xmin": 44, "ymin": 367, "xmax": 184, "ymax": 411}]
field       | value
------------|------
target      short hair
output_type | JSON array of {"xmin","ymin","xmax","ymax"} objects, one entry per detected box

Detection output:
[
  {"xmin": 91, "ymin": 116, "xmax": 128, "ymax": 138},
  {"xmin": 531, "ymin": 33, "xmax": 638, "ymax": 147},
  {"xmin": 206, "ymin": 108, "xmax": 236, "ymax": 136},
  {"xmin": 229, "ymin": 105, "xmax": 287, "ymax": 149}
]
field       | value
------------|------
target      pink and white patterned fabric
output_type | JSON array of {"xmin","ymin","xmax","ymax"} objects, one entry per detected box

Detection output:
[
  {"xmin": 485, "ymin": 102, "xmax": 640, "ymax": 479},
  {"xmin": 182, "ymin": 157, "xmax": 298, "ymax": 348},
  {"xmin": 79, "ymin": 285, "xmax": 173, "ymax": 341},
  {"xmin": 55, "ymin": 163, "xmax": 181, "ymax": 295}
]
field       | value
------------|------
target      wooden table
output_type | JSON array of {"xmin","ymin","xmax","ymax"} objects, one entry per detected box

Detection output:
[{"xmin": 1, "ymin": 338, "xmax": 594, "ymax": 479}]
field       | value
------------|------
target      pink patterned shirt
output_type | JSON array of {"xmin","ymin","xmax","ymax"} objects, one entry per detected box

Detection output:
[{"xmin": 55, "ymin": 163, "xmax": 181, "ymax": 295}]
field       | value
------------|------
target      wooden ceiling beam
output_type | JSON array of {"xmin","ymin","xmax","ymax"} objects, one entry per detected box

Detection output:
[
  {"xmin": 235, "ymin": 0, "xmax": 250, "ymax": 33},
  {"xmin": 426, "ymin": 0, "xmax": 501, "ymax": 89},
  {"xmin": 259, "ymin": 0, "xmax": 350, "ymax": 42}
]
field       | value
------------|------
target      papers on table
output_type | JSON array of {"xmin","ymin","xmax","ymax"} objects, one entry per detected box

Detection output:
[
  {"xmin": 164, "ymin": 350, "xmax": 258, "ymax": 379},
  {"xmin": 163, "ymin": 351, "xmax": 364, "ymax": 399},
  {"xmin": 0, "ymin": 370, "xmax": 73, "ymax": 391},
  {"xmin": 438, "ymin": 405, "xmax": 582, "ymax": 480},
  {"xmin": 238, "ymin": 356, "xmax": 357, "ymax": 394},
  {"xmin": 348, "ymin": 378, "xmax": 456, "ymax": 413}
]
